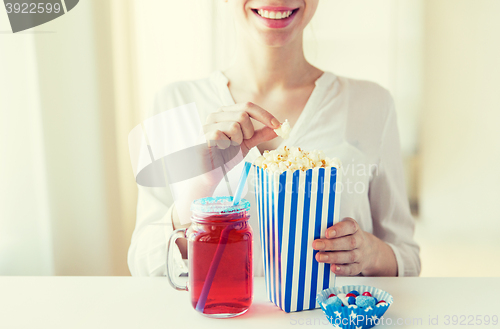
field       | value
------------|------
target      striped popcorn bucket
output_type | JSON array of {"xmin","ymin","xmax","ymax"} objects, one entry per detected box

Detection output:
[{"xmin": 253, "ymin": 164, "xmax": 342, "ymax": 313}]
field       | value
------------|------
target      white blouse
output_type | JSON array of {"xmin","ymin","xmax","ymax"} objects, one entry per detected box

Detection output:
[{"xmin": 127, "ymin": 70, "xmax": 421, "ymax": 277}]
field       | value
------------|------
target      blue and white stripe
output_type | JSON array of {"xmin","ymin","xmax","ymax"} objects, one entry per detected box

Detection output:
[{"xmin": 253, "ymin": 165, "xmax": 341, "ymax": 313}]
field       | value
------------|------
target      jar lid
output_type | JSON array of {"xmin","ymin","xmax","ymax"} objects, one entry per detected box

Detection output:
[{"xmin": 191, "ymin": 196, "xmax": 250, "ymax": 215}]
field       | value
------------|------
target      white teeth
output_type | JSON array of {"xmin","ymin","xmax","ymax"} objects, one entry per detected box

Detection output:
[{"xmin": 257, "ymin": 10, "xmax": 293, "ymax": 19}]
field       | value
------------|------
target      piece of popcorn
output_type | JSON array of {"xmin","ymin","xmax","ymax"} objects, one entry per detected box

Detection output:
[
  {"xmin": 254, "ymin": 156, "xmax": 265, "ymax": 167},
  {"xmin": 277, "ymin": 147, "xmax": 288, "ymax": 156},
  {"xmin": 268, "ymin": 163, "xmax": 280, "ymax": 172},
  {"xmin": 274, "ymin": 119, "xmax": 291, "ymax": 139},
  {"xmin": 327, "ymin": 157, "xmax": 341, "ymax": 168},
  {"xmin": 308, "ymin": 150, "xmax": 321, "ymax": 162},
  {"xmin": 278, "ymin": 162, "xmax": 289, "ymax": 171},
  {"xmin": 271, "ymin": 152, "xmax": 281, "ymax": 162}
]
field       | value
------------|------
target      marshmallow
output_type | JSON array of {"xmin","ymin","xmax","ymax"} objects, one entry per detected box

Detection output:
[{"xmin": 336, "ymin": 294, "xmax": 349, "ymax": 306}]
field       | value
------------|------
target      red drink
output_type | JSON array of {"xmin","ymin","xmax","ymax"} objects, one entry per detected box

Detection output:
[{"xmin": 187, "ymin": 197, "xmax": 253, "ymax": 317}]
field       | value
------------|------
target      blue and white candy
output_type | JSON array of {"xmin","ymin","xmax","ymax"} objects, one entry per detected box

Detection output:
[
  {"xmin": 355, "ymin": 295, "xmax": 377, "ymax": 308},
  {"xmin": 322, "ymin": 296, "xmax": 342, "ymax": 308}
]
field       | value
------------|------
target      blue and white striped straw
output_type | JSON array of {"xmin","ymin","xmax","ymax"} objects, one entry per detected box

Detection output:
[{"xmin": 232, "ymin": 161, "xmax": 251, "ymax": 206}]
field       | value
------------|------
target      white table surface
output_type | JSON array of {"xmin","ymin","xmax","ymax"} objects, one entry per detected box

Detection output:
[{"xmin": 1, "ymin": 276, "xmax": 499, "ymax": 329}]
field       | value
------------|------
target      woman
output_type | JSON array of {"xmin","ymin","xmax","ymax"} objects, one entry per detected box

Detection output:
[{"xmin": 128, "ymin": 0, "xmax": 420, "ymax": 277}]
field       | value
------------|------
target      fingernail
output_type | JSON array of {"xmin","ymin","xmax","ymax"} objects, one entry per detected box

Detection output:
[
  {"xmin": 327, "ymin": 230, "xmax": 336, "ymax": 238},
  {"xmin": 319, "ymin": 254, "xmax": 328, "ymax": 262},
  {"xmin": 271, "ymin": 118, "xmax": 280, "ymax": 128},
  {"xmin": 336, "ymin": 266, "xmax": 341, "ymax": 272},
  {"xmin": 314, "ymin": 241, "xmax": 325, "ymax": 249}
]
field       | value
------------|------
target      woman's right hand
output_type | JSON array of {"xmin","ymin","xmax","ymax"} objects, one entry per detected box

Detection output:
[
  {"xmin": 203, "ymin": 102, "xmax": 281, "ymax": 156},
  {"xmin": 172, "ymin": 103, "xmax": 280, "ymax": 227}
]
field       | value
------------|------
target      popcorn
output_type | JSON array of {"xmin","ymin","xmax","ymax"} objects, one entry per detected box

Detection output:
[
  {"xmin": 253, "ymin": 146, "xmax": 340, "ymax": 173},
  {"xmin": 274, "ymin": 119, "xmax": 291, "ymax": 139}
]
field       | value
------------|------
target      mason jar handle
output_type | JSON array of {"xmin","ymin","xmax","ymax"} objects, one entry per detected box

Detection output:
[{"xmin": 166, "ymin": 228, "xmax": 188, "ymax": 291}]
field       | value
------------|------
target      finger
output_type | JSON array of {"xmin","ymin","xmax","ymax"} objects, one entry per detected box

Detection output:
[
  {"xmin": 206, "ymin": 111, "xmax": 255, "ymax": 140},
  {"xmin": 219, "ymin": 122, "xmax": 244, "ymax": 145},
  {"xmin": 219, "ymin": 102, "xmax": 281, "ymax": 129},
  {"xmin": 312, "ymin": 234, "xmax": 361, "ymax": 251},
  {"xmin": 206, "ymin": 122, "xmax": 244, "ymax": 146},
  {"xmin": 243, "ymin": 127, "xmax": 277, "ymax": 150},
  {"xmin": 330, "ymin": 263, "xmax": 363, "ymax": 276},
  {"xmin": 326, "ymin": 217, "xmax": 359, "ymax": 238},
  {"xmin": 205, "ymin": 129, "xmax": 231, "ymax": 149},
  {"xmin": 315, "ymin": 250, "xmax": 361, "ymax": 264}
]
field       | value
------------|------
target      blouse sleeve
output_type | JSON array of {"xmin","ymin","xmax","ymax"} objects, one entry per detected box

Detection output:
[
  {"xmin": 368, "ymin": 96, "xmax": 421, "ymax": 277},
  {"xmin": 127, "ymin": 186, "xmax": 184, "ymax": 276},
  {"xmin": 127, "ymin": 92, "xmax": 186, "ymax": 277}
]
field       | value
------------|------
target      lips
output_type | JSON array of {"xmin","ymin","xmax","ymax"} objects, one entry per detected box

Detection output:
[{"xmin": 251, "ymin": 7, "xmax": 299, "ymax": 29}]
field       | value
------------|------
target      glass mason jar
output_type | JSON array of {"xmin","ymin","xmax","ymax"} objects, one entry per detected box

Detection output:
[{"xmin": 166, "ymin": 196, "xmax": 253, "ymax": 318}]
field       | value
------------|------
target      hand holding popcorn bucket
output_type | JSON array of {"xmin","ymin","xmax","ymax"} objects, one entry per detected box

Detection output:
[{"xmin": 252, "ymin": 146, "xmax": 342, "ymax": 313}]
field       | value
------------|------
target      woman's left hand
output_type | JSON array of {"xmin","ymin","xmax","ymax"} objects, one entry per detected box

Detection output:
[{"xmin": 312, "ymin": 217, "xmax": 378, "ymax": 276}]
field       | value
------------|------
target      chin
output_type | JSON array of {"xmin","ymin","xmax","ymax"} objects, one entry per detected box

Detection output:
[{"xmin": 250, "ymin": 28, "xmax": 295, "ymax": 47}]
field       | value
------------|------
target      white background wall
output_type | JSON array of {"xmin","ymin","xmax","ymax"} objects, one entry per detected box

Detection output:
[
  {"xmin": 132, "ymin": 1, "xmax": 214, "ymax": 117},
  {"xmin": 417, "ymin": 0, "xmax": 500, "ymax": 276},
  {"xmin": 421, "ymin": 0, "xmax": 500, "ymax": 233},
  {"xmin": 0, "ymin": 19, "xmax": 53, "ymax": 275},
  {"xmin": 0, "ymin": 0, "xmax": 128, "ymax": 275}
]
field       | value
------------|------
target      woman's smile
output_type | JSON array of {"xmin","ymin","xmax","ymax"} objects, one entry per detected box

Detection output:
[{"xmin": 250, "ymin": 6, "xmax": 300, "ymax": 29}]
